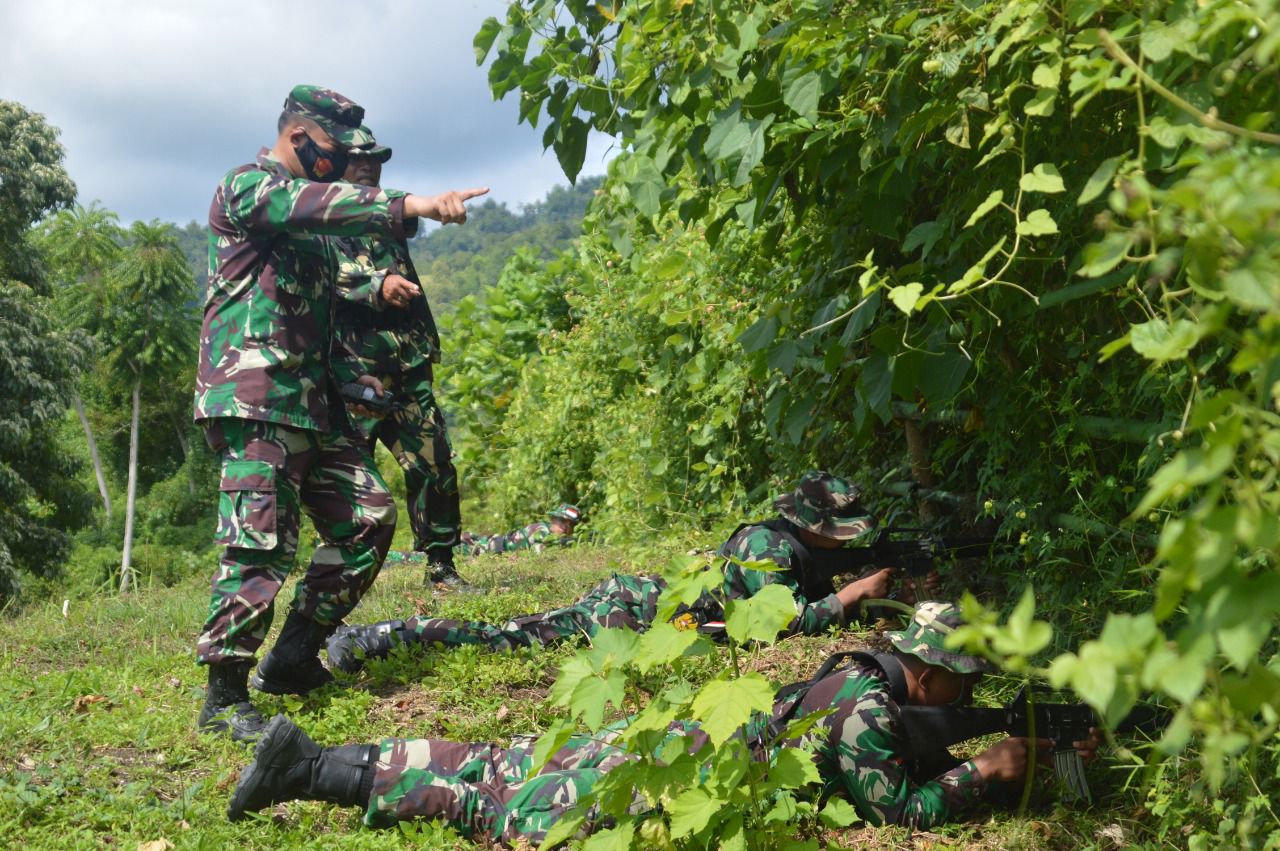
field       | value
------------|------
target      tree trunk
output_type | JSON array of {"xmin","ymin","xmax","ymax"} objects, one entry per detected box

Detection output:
[
  {"xmin": 73, "ymin": 393, "xmax": 111, "ymax": 521},
  {"xmin": 119, "ymin": 377, "xmax": 141, "ymax": 593}
]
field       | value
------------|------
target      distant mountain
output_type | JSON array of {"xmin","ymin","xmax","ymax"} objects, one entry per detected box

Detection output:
[{"xmin": 171, "ymin": 175, "xmax": 602, "ymax": 312}]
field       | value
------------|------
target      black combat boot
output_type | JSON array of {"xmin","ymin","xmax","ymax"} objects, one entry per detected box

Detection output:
[
  {"xmin": 198, "ymin": 661, "xmax": 267, "ymax": 742},
  {"xmin": 326, "ymin": 619, "xmax": 417, "ymax": 674},
  {"xmin": 424, "ymin": 549, "xmax": 478, "ymax": 593},
  {"xmin": 227, "ymin": 714, "xmax": 375, "ymax": 821},
  {"xmin": 250, "ymin": 611, "xmax": 336, "ymax": 695}
]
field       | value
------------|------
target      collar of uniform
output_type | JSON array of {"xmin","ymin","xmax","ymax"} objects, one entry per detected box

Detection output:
[{"xmin": 255, "ymin": 147, "xmax": 292, "ymax": 179}]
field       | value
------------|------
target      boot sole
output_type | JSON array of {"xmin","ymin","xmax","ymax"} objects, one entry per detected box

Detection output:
[{"xmin": 227, "ymin": 714, "xmax": 295, "ymax": 821}]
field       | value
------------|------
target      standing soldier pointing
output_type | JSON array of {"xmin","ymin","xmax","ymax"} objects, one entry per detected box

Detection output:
[{"xmin": 193, "ymin": 84, "xmax": 487, "ymax": 741}]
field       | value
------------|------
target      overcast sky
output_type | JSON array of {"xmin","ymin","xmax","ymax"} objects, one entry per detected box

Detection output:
[{"xmin": 0, "ymin": 0, "xmax": 615, "ymax": 224}]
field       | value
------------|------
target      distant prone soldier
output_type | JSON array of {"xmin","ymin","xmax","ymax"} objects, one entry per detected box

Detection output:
[
  {"xmin": 458, "ymin": 503, "xmax": 584, "ymax": 557},
  {"xmin": 326, "ymin": 472, "xmax": 916, "ymax": 673},
  {"xmin": 228, "ymin": 601, "xmax": 1102, "ymax": 843}
]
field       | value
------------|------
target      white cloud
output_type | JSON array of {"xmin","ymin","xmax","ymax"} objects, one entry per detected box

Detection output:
[{"xmin": 0, "ymin": 0, "xmax": 615, "ymax": 223}]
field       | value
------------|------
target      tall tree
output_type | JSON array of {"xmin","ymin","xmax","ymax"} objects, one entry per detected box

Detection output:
[
  {"xmin": 37, "ymin": 202, "xmax": 125, "ymax": 521},
  {"xmin": 103, "ymin": 221, "xmax": 199, "ymax": 592},
  {"xmin": 0, "ymin": 100, "xmax": 92, "ymax": 597}
]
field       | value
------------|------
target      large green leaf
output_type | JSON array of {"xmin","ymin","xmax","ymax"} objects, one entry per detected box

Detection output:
[
  {"xmin": 668, "ymin": 785, "xmax": 725, "ymax": 837},
  {"xmin": 964, "ymin": 190, "xmax": 1004, "ymax": 228},
  {"xmin": 692, "ymin": 674, "xmax": 776, "ymax": 746},
  {"xmin": 724, "ymin": 583, "xmax": 796, "ymax": 644},
  {"xmin": 1129, "ymin": 318, "xmax": 1201, "ymax": 362},
  {"xmin": 782, "ymin": 67, "xmax": 822, "ymax": 123},
  {"xmin": 1019, "ymin": 162, "xmax": 1066, "ymax": 194}
]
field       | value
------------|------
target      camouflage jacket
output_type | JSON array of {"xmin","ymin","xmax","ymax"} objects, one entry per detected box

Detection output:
[
  {"xmin": 332, "ymin": 230, "xmax": 440, "ymax": 383},
  {"xmin": 717, "ymin": 519, "xmax": 846, "ymax": 635},
  {"xmin": 780, "ymin": 659, "xmax": 987, "ymax": 828},
  {"xmin": 194, "ymin": 149, "xmax": 413, "ymax": 431}
]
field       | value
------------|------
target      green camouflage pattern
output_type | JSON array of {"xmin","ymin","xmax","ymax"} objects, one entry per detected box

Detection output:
[
  {"xmin": 548, "ymin": 503, "xmax": 582, "ymax": 522},
  {"xmin": 196, "ymin": 417, "xmax": 395, "ymax": 664},
  {"xmin": 351, "ymin": 125, "xmax": 392, "ymax": 161},
  {"xmin": 365, "ymin": 728, "xmax": 636, "ymax": 841},
  {"xmin": 282, "ymin": 85, "xmax": 371, "ymax": 148},
  {"xmin": 362, "ymin": 660, "xmax": 986, "ymax": 841},
  {"xmin": 718, "ymin": 522, "xmax": 847, "ymax": 635},
  {"xmin": 887, "ymin": 601, "xmax": 995, "ymax": 675},
  {"xmin": 777, "ymin": 659, "xmax": 987, "ymax": 828},
  {"xmin": 459, "ymin": 520, "xmax": 565, "ymax": 556},
  {"xmin": 773, "ymin": 471, "xmax": 875, "ymax": 541},
  {"xmin": 333, "ymin": 229, "xmax": 457, "ymax": 555},
  {"xmin": 194, "ymin": 148, "xmax": 412, "ymax": 432},
  {"xmin": 403, "ymin": 573, "xmax": 663, "ymax": 651}
]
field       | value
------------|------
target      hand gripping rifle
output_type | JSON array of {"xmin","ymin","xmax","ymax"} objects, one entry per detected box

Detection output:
[{"xmin": 897, "ymin": 685, "xmax": 1169, "ymax": 802}]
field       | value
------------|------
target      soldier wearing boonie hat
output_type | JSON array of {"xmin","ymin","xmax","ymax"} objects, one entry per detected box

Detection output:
[
  {"xmin": 716, "ymin": 470, "xmax": 904, "ymax": 636},
  {"xmin": 886, "ymin": 600, "xmax": 995, "ymax": 675},
  {"xmin": 194, "ymin": 83, "xmax": 490, "ymax": 743},
  {"xmin": 332, "ymin": 125, "xmax": 467, "ymax": 591}
]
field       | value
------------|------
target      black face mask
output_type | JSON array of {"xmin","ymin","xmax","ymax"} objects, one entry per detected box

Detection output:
[{"xmin": 294, "ymin": 133, "xmax": 348, "ymax": 183}]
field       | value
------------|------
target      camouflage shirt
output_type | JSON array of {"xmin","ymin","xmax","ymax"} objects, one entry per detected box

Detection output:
[
  {"xmin": 781, "ymin": 660, "xmax": 987, "ymax": 828},
  {"xmin": 463, "ymin": 520, "xmax": 566, "ymax": 555},
  {"xmin": 332, "ymin": 230, "xmax": 440, "ymax": 383},
  {"xmin": 718, "ymin": 520, "xmax": 846, "ymax": 635},
  {"xmin": 194, "ymin": 149, "xmax": 413, "ymax": 431}
]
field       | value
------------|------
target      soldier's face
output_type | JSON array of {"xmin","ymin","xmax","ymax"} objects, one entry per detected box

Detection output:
[
  {"xmin": 344, "ymin": 156, "xmax": 381, "ymax": 187},
  {"xmin": 919, "ymin": 668, "xmax": 981, "ymax": 706}
]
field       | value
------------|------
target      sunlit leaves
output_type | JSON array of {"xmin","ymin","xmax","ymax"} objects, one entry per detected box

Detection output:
[
  {"xmin": 724, "ymin": 583, "xmax": 796, "ymax": 644},
  {"xmin": 1016, "ymin": 208, "xmax": 1059, "ymax": 236},
  {"xmin": 692, "ymin": 674, "xmax": 775, "ymax": 746}
]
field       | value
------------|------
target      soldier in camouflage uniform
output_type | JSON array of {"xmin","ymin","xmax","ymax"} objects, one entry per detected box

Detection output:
[
  {"xmin": 325, "ymin": 473, "xmax": 904, "ymax": 674},
  {"xmin": 457, "ymin": 502, "xmax": 583, "ymax": 557},
  {"xmin": 333, "ymin": 139, "xmax": 468, "ymax": 590},
  {"xmin": 194, "ymin": 85, "xmax": 488, "ymax": 741},
  {"xmin": 229, "ymin": 601, "xmax": 1101, "ymax": 841}
]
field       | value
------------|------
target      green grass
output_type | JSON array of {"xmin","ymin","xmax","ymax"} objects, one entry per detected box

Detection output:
[{"xmin": 0, "ymin": 543, "xmax": 1158, "ymax": 850}]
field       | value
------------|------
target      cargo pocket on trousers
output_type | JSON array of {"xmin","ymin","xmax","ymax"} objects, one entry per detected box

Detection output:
[{"xmin": 215, "ymin": 459, "xmax": 278, "ymax": 550}]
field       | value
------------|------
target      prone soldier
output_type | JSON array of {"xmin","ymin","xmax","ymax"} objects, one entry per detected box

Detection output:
[
  {"xmin": 194, "ymin": 84, "xmax": 488, "ymax": 741},
  {"xmin": 332, "ymin": 137, "xmax": 467, "ymax": 590},
  {"xmin": 325, "ymin": 472, "xmax": 913, "ymax": 672},
  {"xmin": 458, "ymin": 502, "xmax": 584, "ymax": 557},
  {"xmin": 228, "ymin": 601, "xmax": 1102, "ymax": 843}
]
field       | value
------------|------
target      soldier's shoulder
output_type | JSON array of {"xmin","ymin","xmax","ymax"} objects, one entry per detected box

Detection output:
[{"xmin": 725, "ymin": 523, "xmax": 793, "ymax": 560}]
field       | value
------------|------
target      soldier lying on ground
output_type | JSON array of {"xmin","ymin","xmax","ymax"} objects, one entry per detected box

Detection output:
[
  {"xmin": 193, "ymin": 83, "xmax": 489, "ymax": 742},
  {"xmin": 458, "ymin": 502, "xmax": 584, "ymax": 557},
  {"xmin": 333, "ymin": 138, "xmax": 468, "ymax": 591},
  {"xmin": 326, "ymin": 472, "xmax": 927, "ymax": 674},
  {"xmin": 228, "ymin": 601, "xmax": 1101, "ymax": 844}
]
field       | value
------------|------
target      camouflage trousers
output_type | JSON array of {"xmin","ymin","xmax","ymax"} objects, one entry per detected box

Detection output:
[
  {"xmin": 404, "ymin": 573, "xmax": 666, "ymax": 652},
  {"xmin": 196, "ymin": 417, "xmax": 396, "ymax": 664},
  {"xmin": 352, "ymin": 363, "xmax": 460, "ymax": 557},
  {"xmin": 365, "ymin": 729, "xmax": 637, "ymax": 842}
]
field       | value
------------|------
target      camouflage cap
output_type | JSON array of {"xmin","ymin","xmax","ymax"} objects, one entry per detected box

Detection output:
[
  {"xmin": 886, "ymin": 601, "xmax": 995, "ymax": 675},
  {"xmin": 282, "ymin": 85, "xmax": 373, "ymax": 148},
  {"xmin": 350, "ymin": 125, "xmax": 392, "ymax": 162},
  {"xmin": 773, "ymin": 471, "xmax": 874, "ymax": 541},
  {"xmin": 548, "ymin": 503, "xmax": 583, "ymax": 523}
]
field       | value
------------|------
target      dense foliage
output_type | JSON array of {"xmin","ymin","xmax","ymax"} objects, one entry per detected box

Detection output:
[
  {"xmin": 460, "ymin": 0, "xmax": 1280, "ymax": 845},
  {"xmin": 0, "ymin": 101, "xmax": 93, "ymax": 598}
]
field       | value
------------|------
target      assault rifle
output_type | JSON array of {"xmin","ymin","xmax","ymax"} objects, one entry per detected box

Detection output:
[{"xmin": 807, "ymin": 526, "xmax": 1006, "ymax": 579}]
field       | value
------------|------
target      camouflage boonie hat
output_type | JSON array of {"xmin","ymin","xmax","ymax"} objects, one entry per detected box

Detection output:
[
  {"xmin": 282, "ymin": 85, "xmax": 373, "ymax": 148},
  {"xmin": 350, "ymin": 125, "xmax": 392, "ymax": 162},
  {"xmin": 887, "ymin": 601, "xmax": 994, "ymax": 675},
  {"xmin": 773, "ymin": 471, "xmax": 874, "ymax": 541},
  {"xmin": 548, "ymin": 503, "xmax": 582, "ymax": 523}
]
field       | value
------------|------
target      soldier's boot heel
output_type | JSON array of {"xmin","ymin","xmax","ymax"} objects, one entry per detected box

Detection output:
[
  {"xmin": 228, "ymin": 714, "xmax": 375, "ymax": 821},
  {"xmin": 198, "ymin": 660, "xmax": 267, "ymax": 742},
  {"xmin": 250, "ymin": 611, "xmax": 335, "ymax": 695},
  {"xmin": 325, "ymin": 619, "xmax": 415, "ymax": 674},
  {"xmin": 425, "ymin": 553, "xmax": 480, "ymax": 594}
]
